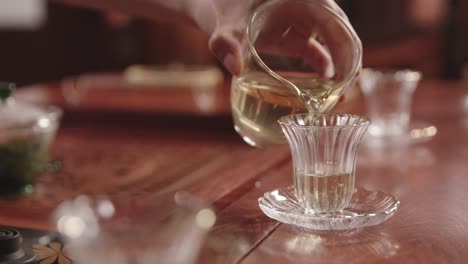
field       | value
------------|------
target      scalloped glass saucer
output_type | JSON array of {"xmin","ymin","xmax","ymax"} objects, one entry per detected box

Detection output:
[
  {"xmin": 363, "ymin": 121, "xmax": 437, "ymax": 148},
  {"xmin": 258, "ymin": 186, "xmax": 399, "ymax": 230}
]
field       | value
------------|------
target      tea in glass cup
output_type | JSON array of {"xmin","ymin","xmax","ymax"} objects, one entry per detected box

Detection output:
[{"xmin": 279, "ymin": 114, "xmax": 369, "ymax": 214}]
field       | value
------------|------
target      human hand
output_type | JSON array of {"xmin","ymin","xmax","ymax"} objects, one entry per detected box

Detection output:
[{"xmin": 188, "ymin": 0, "xmax": 360, "ymax": 78}]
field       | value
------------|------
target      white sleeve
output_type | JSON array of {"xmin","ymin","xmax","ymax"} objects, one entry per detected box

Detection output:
[{"xmin": 0, "ymin": 0, "xmax": 46, "ymax": 30}]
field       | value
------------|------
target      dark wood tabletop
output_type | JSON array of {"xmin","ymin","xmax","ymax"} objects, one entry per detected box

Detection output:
[{"xmin": 2, "ymin": 75, "xmax": 468, "ymax": 263}]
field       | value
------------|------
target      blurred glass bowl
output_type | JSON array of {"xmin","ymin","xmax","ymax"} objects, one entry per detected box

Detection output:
[
  {"xmin": 53, "ymin": 192, "xmax": 215, "ymax": 264},
  {"xmin": 0, "ymin": 98, "xmax": 62, "ymax": 196}
]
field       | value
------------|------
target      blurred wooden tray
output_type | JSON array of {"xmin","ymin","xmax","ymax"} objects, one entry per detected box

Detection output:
[{"xmin": 14, "ymin": 72, "xmax": 231, "ymax": 116}]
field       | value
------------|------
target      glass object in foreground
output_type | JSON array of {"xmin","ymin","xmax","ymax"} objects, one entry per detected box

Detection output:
[
  {"xmin": 279, "ymin": 114, "xmax": 369, "ymax": 214},
  {"xmin": 258, "ymin": 114, "xmax": 400, "ymax": 230},
  {"xmin": 53, "ymin": 193, "xmax": 215, "ymax": 264},
  {"xmin": 231, "ymin": 0, "xmax": 362, "ymax": 147},
  {"xmin": 258, "ymin": 186, "xmax": 400, "ymax": 230}
]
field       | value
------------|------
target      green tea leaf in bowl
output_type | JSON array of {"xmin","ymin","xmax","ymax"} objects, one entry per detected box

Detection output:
[
  {"xmin": 0, "ymin": 82, "xmax": 15, "ymax": 102},
  {"xmin": 0, "ymin": 134, "xmax": 50, "ymax": 195}
]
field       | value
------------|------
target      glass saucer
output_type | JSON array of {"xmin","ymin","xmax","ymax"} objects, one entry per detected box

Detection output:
[
  {"xmin": 363, "ymin": 121, "xmax": 437, "ymax": 148},
  {"xmin": 258, "ymin": 186, "xmax": 399, "ymax": 230}
]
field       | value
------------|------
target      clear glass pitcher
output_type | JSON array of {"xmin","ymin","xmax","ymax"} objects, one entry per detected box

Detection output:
[{"xmin": 231, "ymin": 0, "xmax": 362, "ymax": 147}]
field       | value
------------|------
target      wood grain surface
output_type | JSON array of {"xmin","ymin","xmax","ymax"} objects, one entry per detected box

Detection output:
[{"xmin": 2, "ymin": 76, "xmax": 468, "ymax": 263}]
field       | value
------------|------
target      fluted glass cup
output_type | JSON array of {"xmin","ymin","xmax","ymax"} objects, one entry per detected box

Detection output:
[
  {"xmin": 279, "ymin": 114, "xmax": 369, "ymax": 214},
  {"xmin": 359, "ymin": 69, "xmax": 422, "ymax": 138},
  {"xmin": 231, "ymin": 0, "xmax": 362, "ymax": 148}
]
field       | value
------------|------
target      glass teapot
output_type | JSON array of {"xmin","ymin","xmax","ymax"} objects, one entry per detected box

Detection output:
[{"xmin": 231, "ymin": 0, "xmax": 362, "ymax": 147}]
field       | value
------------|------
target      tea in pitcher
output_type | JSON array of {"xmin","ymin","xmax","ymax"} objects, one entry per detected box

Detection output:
[{"xmin": 231, "ymin": 72, "xmax": 340, "ymax": 147}]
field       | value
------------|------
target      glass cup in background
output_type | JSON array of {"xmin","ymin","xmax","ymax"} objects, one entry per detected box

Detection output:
[
  {"xmin": 360, "ymin": 69, "xmax": 421, "ymax": 138},
  {"xmin": 231, "ymin": 0, "xmax": 362, "ymax": 148},
  {"xmin": 358, "ymin": 68, "xmax": 437, "ymax": 147},
  {"xmin": 278, "ymin": 114, "xmax": 369, "ymax": 214}
]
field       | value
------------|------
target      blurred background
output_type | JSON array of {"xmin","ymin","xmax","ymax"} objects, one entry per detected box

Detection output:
[{"xmin": 0, "ymin": 0, "xmax": 466, "ymax": 85}]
